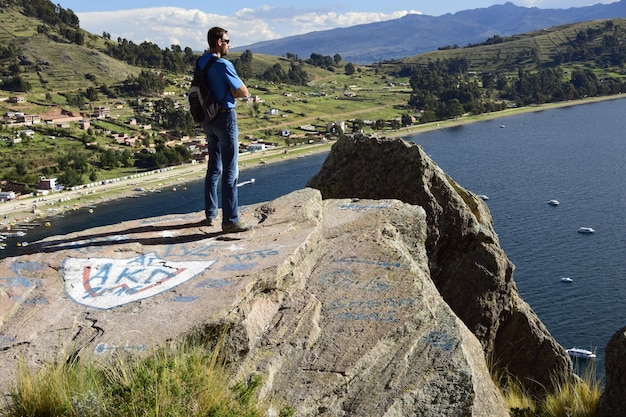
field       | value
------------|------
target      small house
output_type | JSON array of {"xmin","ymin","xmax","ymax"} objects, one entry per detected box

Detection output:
[
  {"xmin": 37, "ymin": 177, "xmax": 58, "ymax": 191},
  {"xmin": 0, "ymin": 191, "xmax": 16, "ymax": 201},
  {"xmin": 247, "ymin": 143, "xmax": 266, "ymax": 152}
]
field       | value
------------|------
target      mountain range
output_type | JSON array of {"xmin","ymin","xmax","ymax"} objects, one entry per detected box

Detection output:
[{"xmin": 234, "ymin": 1, "xmax": 626, "ymax": 64}]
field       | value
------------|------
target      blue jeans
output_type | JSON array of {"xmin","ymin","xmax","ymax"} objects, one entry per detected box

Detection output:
[{"xmin": 202, "ymin": 109, "xmax": 240, "ymax": 225}]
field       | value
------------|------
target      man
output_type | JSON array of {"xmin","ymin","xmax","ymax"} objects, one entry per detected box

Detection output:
[{"xmin": 200, "ymin": 27, "xmax": 251, "ymax": 233}]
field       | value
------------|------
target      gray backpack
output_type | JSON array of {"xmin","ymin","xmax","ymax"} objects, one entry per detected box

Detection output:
[{"xmin": 188, "ymin": 56, "xmax": 226, "ymax": 123}]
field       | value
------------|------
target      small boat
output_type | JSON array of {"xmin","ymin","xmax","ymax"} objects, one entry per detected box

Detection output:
[
  {"xmin": 560, "ymin": 277, "xmax": 573, "ymax": 283},
  {"xmin": 548, "ymin": 199, "xmax": 560, "ymax": 206},
  {"xmin": 477, "ymin": 194, "xmax": 489, "ymax": 201},
  {"xmin": 237, "ymin": 178, "xmax": 256, "ymax": 187},
  {"xmin": 0, "ymin": 231, "xmax": 26, "ymax": 237},
  {"xmin": 566, "ymin": 348, "xmax": 596, "ymax": 359},
  {"xmin": 578, "ymin": 227, "xmax": 595, "ymax": 234}
]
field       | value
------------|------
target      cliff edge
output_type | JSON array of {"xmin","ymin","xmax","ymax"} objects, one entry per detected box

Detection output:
[{"xmin": 306, "ymin": 135, "xmax": 573, "ymax": 394}]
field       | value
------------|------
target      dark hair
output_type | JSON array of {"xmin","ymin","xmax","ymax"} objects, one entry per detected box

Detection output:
[{"xmin": 207, "ymin": 27, "xmax": 227, "ymax": 48}]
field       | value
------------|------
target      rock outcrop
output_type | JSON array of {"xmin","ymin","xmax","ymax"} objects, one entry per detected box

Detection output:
[
  {"xmin": 0, "ymin": 135, "xmax": 573, "ymax": 415},
  {"xmin": 598, "ymin": 326, "xmax": 626, "ymax": 417},
  {"xmin": 0, "ymin": 189, "xmax": 507, "ymax": 416},
  {"xmin": 307, "ymin": 135, "xmax": 572, "ymax": 394}
]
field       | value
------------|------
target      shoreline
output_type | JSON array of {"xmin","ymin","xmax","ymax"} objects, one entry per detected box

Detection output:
[
  {"xmin": 0, "ymin": 142, "xmax": 335, "ymax": 230},
  {"xmin": 1, "ymin": 94, "xmax": 624, "ymax": 230}
]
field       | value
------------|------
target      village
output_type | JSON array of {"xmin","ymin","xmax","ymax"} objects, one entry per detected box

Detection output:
[{"xmin": 0, "ymin": 92, "xmax": 348, "ymax": 205}]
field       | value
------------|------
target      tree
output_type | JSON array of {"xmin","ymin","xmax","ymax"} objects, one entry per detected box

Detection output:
[
  {"xmin": 351, "ymin": 119, "xmax": 365, "ymax": 133},
  {"xmin": 85, "ymin": 86, "xmax": 99, "ymax": 102},
  {"xmin": 233, "ymin": 50, "xmax": 254, "ymax": 80},
  {"xmin": 58, "ymin": 168, "xmax": 83, "ymax": 187},
  {"xmin": 345, "ymin": 62, "xmax": 356, "ymax": 76},
  {"xmin": 15, "ymin": 161, "xmax": 28, "ymax": 176},
  {"xmin": 3, "ymin": 75, "xmax": 30, "ymax": 92},
  {"xmin": 447, "ymin": 99, "xmax": 465, "ymax": 119},
  {"xmin": 334, "ymin": 54, "xmax": 342, "ymax": 66}
]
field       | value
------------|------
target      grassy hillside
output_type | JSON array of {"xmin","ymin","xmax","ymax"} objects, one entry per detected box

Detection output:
[
  {"xmin": 0, "ymin": 2, "xmax": 412, "ymax": 187},
  {"xmin": 0, "ymin": 7, "xmax": 139, "ymax": 93},
  {"xmin": 387, "ymin": 18, "xmax": 626, "ymax": 77}
]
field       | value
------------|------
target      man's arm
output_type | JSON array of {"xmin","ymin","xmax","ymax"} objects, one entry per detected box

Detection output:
[{"xmin": 232, "ymin": 83, "xmax": 249, "ymax": 98}]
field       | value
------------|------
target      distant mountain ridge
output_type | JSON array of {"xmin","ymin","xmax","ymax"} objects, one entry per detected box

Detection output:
[{"xmin": 234, "ymin": 1, "xmax": 626, "ymax": 64}]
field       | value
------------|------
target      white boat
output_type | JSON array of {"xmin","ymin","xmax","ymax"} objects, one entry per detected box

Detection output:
[
  {"xmin": 566, "ymin": 348, "xmax": 596, "ymax": 359},
  {"xmin": 548, "ymin": 199, "xmax": 560, "ymax": 206},
  {"xmin": 560, "ymin": 277, "xmax": 573, "ymax": 283},
  {"xmin": 0, "ymin": 231, "xmax": 26, "ymax": 237},
  {"xmin": 477, "ymin": 194, "xmax": 489, "ymax": 201},
  {"xmin": 237, "ymin": 178, "xmax": 256, "ymax": 187},
  {"xmin": 578, "ymin": 227, "xmax": 595, "ymax": 234}
]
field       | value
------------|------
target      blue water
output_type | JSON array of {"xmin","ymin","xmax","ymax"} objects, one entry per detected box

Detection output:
[
  {"xmin": 3, "ymin": 98, "xmax": 626, "ymax": 376},
  {"xmin": 406, "ymin": 99, "xmax": 626, "ymax": 376}
]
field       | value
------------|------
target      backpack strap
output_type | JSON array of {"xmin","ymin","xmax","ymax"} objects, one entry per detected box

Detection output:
[
  {"xmin": 196, "ymin": 56, "xmax": 229, "ymax": 107},
  {"xmin": 196, "ymin": 55, "xmax": 219, "ymax": 78}
]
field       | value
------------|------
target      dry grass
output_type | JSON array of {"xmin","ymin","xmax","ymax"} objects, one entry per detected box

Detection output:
[
  {"xmin": 542, "ymin": 364, "xmax": 602, "ymax": 417},
  {"xmin": 1, "ymin": 340, "xmax": 279, "ymax": 417},
  {"xmin": 492, "ymin": 355, "xmax": 602, "ymax": 417}
]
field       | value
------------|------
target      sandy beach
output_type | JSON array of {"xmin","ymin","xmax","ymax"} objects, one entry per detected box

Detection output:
[{"xmin": 1, "ymin": 94, "xmax": 624, "ymax": 230}]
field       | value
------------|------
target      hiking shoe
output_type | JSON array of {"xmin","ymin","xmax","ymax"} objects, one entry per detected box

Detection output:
[
  {"xmin": 222, "ymin": 222, "xmax": 252, "ymax": 233},
  {"xmin": 197, "ymin": 219, "xmax": 213, "ymax": 226}
]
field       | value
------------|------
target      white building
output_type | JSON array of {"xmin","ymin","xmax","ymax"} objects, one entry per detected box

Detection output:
[
  {"xmin": 0, "ymin": 191, "xmax": 16, "ymax": 201},
  {"xmin": 247, "ymin": 143, "xmax": 266, "ymax": 152}
]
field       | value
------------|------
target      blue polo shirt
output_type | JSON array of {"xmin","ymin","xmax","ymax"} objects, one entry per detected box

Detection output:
[{"xmin": 197, "ymin": 53, "xmax": 243, "ymax": 110}]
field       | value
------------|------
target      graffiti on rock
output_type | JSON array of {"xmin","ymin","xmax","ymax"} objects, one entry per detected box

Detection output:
[
  {"xmin": 422, "ymin": 330, "xmax": 457, "ymax": 352},
  {"xmin": 94, "ymin": 341, "xmax": 149, "ymax": 355},
  {"xmin": 62, "ymin": 252, "xmax": 215, "ymax": 309},
  {"xmin": 338, "ymin": 203, "xmax": 391, "ymax": 211},
  {"xmin": 320, "ymin": 260, "xmax": 417, "ymax": 324},
  {"xmin": 0, "ymin": 261, "xmax": 45, "ymax": 289}
]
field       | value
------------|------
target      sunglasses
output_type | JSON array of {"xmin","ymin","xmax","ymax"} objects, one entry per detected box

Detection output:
[{"xmin": 221, "ymin": 38, "xmax": 230, "ymax": 44}]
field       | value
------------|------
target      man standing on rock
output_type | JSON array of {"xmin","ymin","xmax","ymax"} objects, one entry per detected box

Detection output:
[{"xmin": 200, "ymin": 26, "xmax": 251, "ymax": 233}]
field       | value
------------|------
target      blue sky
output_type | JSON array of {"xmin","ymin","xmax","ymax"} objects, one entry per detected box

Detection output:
[{"xmin": 56, "ymin": 1, "xmax": 618, "ymax": 50}]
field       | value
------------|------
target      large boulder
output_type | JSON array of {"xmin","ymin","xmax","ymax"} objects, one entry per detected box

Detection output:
[
  {"xmin": 0, "ymin": 188, "xmax": 507, "ymax": 416},
  {"xmin": 598, "ymin": 326, "xmax": 626, "ymax": 417},
  {"xmin": 307, "ymin": 135, "xmax": 572, "ymax": 394}
]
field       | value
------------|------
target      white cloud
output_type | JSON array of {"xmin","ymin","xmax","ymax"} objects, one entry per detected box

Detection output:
[{"xmin": 77, "ymin": 6, "xmax": 419, "ymax": 50}]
